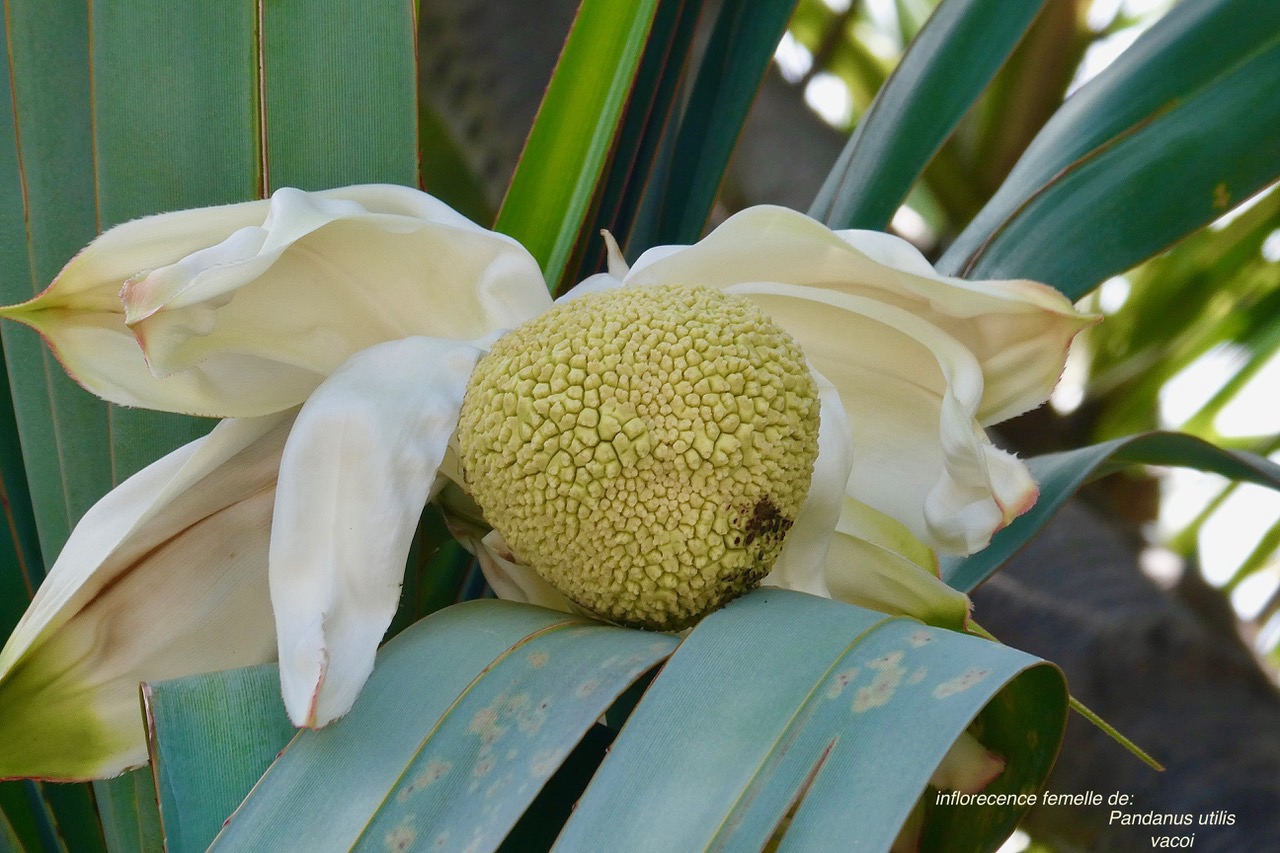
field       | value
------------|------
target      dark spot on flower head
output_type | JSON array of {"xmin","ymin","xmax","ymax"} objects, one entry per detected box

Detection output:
[{"xmin": 743, "ymin": 496, "xmax": 792, "ymax": 556}]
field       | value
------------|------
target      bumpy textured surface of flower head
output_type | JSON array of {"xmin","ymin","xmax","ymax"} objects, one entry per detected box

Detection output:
[{"xmin": 458, "ymin": 284, "xmax": 820, "ymax": 630}]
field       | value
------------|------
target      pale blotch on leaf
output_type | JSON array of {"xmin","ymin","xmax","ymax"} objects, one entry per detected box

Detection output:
[
  {"xmin": 469, "ymin": 706, "xmax": 499, "ymax": 735},
  {"xmin": 825, "ymin": 667, "xmax": 861, "ymax": 700},
  {"xmin": 908, "ymin": 667, "xmax": 928, "ymax": 685},
  {"xmin": 417, "ymin": 758, "xmax": 451, "ymax": 786},
  {"xmin": 530, "ymin": 748, "xmax": 560, "ymax": 779},
  {"xmin": 467, "ymin": 768, "xmax": 490, "ymax": 795},
  {"xmin": 869, "ymin": 650, "xmax": 905, "ymax": 669},
  {"xmin": 516, "ymin": 698, "xmax": 551, "ymax": 735},
  {"xmin": 386, "ymin": 825, "xmax": 415, "ymax": 853},
  {"xmin": 527, "ymin": 651, "xmax": 550, "ymax": 668},
  {"xmin": 852, "ymin": 650, "xmax": 907, "ymax": 713},
  {"xmin": 908, "ymin": 630, "xmax": 934, "ymax": 648},
  {"xmin": 933, "ymin": 667, "xmax": 991, "ymax": 699},
  {"xmin": 486, "ymin": 773, "xmax": 513, "ymax": 799},
  {"xmin": 397, "ymin": 757, "xmax": 452, "ymax": 802}
]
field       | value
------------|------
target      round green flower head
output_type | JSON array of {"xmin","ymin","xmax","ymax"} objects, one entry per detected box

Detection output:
[{"xmin": 458, "ymin": 284, "xmax": 821, "ymax": 631}]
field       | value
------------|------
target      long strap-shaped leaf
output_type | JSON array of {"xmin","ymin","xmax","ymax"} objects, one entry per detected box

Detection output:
[
  {"xmin": 943, "ymin": 431, "xmax": 1280, "ymax": 593},
  {"xmin": 556, "ymin": 589, "xmax": 1065, "ymax": 851},
  {"xmin": 0, "ymin": 357, "xmax": 40, "ymax": 638},
  {"xmin": 645, "ymin": 0, "xmax": 799, "ymax": 247},
  {"xmin": 494, "ymin": 0, "xmax": 661, "ymax": 291},
  {"xmin": 957, "ymin": 40, "xmax": 1280, "ymax": 299},
  {"xmin": 939, "ymin": 0, "xmax": 1280, "ymax": 294},
  {"xmin": 0, "ymin": 803, "xmax": 22, "ymax": 851},
  {"xmin": 0, "ymin": 0, "xmax": 110, "ymax": 563},
  {"xmin": 147, "ymin": 594, "xmax": 1063, "ymax": 851},
  {"xmin": 0, "ymin": 2, "xmax": 112, "ymax": 848},
  {"xmin": 195, "ymin": 602, "xmax": 676, "ymax": 851},
  {"xmin": 810, "ymin": 0, "xmax": 1047, "ymax": 231},
  {"xmin": 92, "ymin": 772, "xmax": 164, "ymax": 853},
  {"xmin": 569, "ymin": 0, "xmax": 708, "ymax": 286}
]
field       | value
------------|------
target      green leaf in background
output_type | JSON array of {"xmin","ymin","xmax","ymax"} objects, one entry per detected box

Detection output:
[
  {"xmin": 569, "ymin": 0, "xmax": 707, "ymax": 285},
  {"xmin": 143, "ymin": 665, "xmax": 296, "ymax": 853},
  {"xmin": 92, "ymin": 2, "xmax": 258, "ymax": 221},
  {"xmin": 260, "ymin": 0, "xmax": 419, "ymax": 192},
  {"xmin": 0, "ymin": 0, "xmax": 111, "ymax": 562},
  {"xmin": 1088, "ymin": 186, "xmax": 1280, "ymax": 442},
  {"xmin": 34, "ymin": 784, "xmax": 106, "ymax": 853},
  {"xmin": 94, "ymin": 772, "xmax": 162, "ymax": 853},
  {"xmin": 956, "ymin": 42, "xmax": 1280, "ymax": 300},
  {"xmin": 0, "ymin": 804, "xmax": 22, "ymax": 852},
  {"xmin": 203, "ymin": 602, "xmax": 675, "ymax": 850},
  {"xmin": 558, "ymin": 589, "xmax": 1065, "ymax": 851},
  {"xmin": 494, "ymin": 0, "xmax": 661, "ymax": 291},
  {"xmin": 940, "ymin": 0, "xmax": 1280, "ymax": 294},
  {"xmin": 0, "ymin": 355, "xmax": 41, "ymax": 639},
  {"xmin": 0, "ymin": 783, "xmax": 57, "ymax": 853},
  {"xmin": 2, "ymin": 2, "xmax": 423, "ymax": 849},
  {"xmin": 943, "ymin": 432, "xmax": 1280, "ymax": 594},
  {"xmin": 643, "ymin": 0, "xmax": 799, "ymax": 247},
  {"xmin": 810, "ymin": 0, "xmax": 1046, "ymax": 232}
]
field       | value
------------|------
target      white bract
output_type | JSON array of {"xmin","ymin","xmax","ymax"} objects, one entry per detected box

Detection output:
[{"xmin": 0, "ymin": 186, "xmax": 1091, "ymax": 779}]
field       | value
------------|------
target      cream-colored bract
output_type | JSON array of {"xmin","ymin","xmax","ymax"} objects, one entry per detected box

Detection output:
[
  {"xmin": 270, "ymin": 336, "xmax": 484, "ymax": 727},
  {"xmin": 0, "ymin": 415, "xmax": 290, "ymax": 779},
  {"xmin": 0, "ymin": 185, "xmax": 549, "ymax": 418},
  {"xmin": 0, "ymin": 187, "xmax": 1092, "ymax": 779}
]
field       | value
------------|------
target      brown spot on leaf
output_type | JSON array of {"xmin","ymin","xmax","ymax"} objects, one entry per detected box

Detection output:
[{"xmin": 1213, "ymin": 182, "xmax": 1231, "ymax": 210}]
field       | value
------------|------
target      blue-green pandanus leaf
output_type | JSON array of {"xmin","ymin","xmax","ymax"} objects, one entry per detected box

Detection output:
[
  {"xmin": 647, "ymin": 0, "xmax": 799, "ymax": 246},
  {"xmin": 557, "ymin": 589, "xmax": 1065, "ymax": 851},
  {"xmin": 208, "ymin": 602, "xmax": 677, "ymax": 850},
  {"xmin": 143, "ymin": 665, "xmax": 295, "ymax": 853}
]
